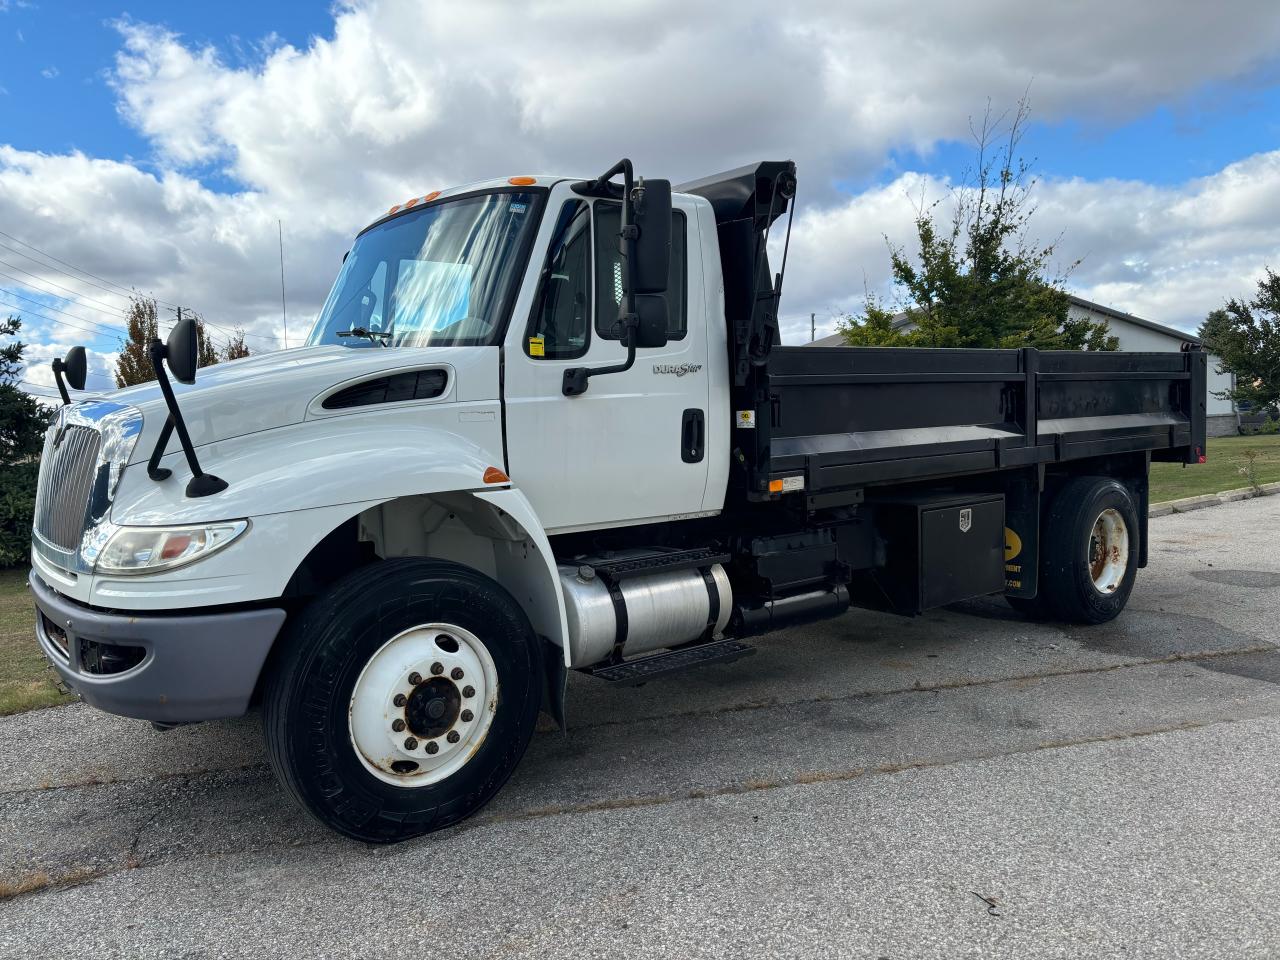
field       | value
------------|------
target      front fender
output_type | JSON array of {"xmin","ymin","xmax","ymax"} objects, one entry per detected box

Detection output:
[{"xmin": 111, "ymin": 405, "xmax": 507, "ymax": 525}]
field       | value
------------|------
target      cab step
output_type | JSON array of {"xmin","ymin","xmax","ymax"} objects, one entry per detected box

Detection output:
[
  {"xmin": 586, "ymin": 547, "xmax": 730, "ymax": 582},
  {"xmin": 587, "ymin": 639, "xmax": 755, "ymax": 686}
]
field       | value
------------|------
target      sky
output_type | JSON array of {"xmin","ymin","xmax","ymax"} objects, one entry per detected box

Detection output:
[{"xmin": 2, "ymin": 0, "xmax": 1280, "ymax": 398}]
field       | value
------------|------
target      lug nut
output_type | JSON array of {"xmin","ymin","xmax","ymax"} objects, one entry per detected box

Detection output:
[
  {"xmin": 408, "ymin": 672, "xmax": 423, "ymax": 686},
  {"xmin": 447, "ymin": 731, "xmax": 460, "ymax": 744},
  {"xmin": 425, "ymin": 741, "xmax": 439, "ymax": 755},
  {"xmin": 461, "ymin": 709, "xmax": 473, "ymax": 723},
  {"xmin": 462, "ymin": 685, "xmax": 475, "ymax": 698},
  {"xmin": 404, "ymin": 737, "xmax": 418, "ymax": 750},
  {"xmin": 430, "ymin": 662, "xmax": 444, "ymax": 676},
  {"xmin": 393, "ymin": 694, "xmax": 406, "ymax": 707},
  {"xmin": 451, "ymin": 667, "xmax": 464, "ymax": 680},
  {"xmin": 392, "ymin": 719, "xmax": 406, "ymax": 732}
]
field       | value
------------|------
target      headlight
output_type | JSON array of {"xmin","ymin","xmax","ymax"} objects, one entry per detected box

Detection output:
[{"xmin": 94, "ymin": 521, "xmax": 249, "ymax": 575}]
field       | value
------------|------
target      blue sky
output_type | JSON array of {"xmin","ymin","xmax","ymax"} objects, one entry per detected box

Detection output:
[{"xmin": 3, "ymin": 0, "xmax": 1280, "ymax": 394}]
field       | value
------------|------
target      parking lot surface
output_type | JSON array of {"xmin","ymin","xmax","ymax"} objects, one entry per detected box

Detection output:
[{"xmin": 3, "ymin": 496, "xmax": 1280, "ymax": 959}]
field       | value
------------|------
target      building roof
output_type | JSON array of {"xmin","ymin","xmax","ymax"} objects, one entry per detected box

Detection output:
[{"xmin": 1066, "ymin": 295, "xmax": 1201, "ymax": 345}]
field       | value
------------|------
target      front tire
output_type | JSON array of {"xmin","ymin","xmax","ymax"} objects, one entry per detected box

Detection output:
[
  {"xmin": 263, "ymin": 558, "xmax": 542, "ymax": 843},
  {"xmin": 1038, "ymin": 477, "xmax": 1140, "ymax": 624}
]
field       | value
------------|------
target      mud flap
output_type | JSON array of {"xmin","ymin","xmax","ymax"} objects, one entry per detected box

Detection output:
[
  {"xmin": 1003, "ymin": 475, "xmax": 1041, "ymax": 599},
  {"xmin": 541, "ymin": 636, "xmax": 567, "ymax": 731}
]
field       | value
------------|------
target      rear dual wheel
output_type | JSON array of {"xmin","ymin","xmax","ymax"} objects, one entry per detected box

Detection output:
[
  {"xmin": 263, "ymin": 558, "xmax": 542, "ymax": 844},
  {"xmin": 1009, "ymin": 476, "xmax": 1139, "ymax": 624}
]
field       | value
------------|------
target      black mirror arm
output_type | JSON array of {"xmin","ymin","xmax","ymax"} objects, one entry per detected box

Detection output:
[
  {"xmin": 562, "ymin": 318, "xmax": 638, "ymax": 396},
  {"xmin": 50, "ymin": 359, "xmax": 72, "ymax": 405},
  {"xmin": 146, "ymin": 339, "xmax": 228, "ymax": 497},
  {"xmin": 562, "ymin": 159, "xmax": 641, "ymax": 397}
]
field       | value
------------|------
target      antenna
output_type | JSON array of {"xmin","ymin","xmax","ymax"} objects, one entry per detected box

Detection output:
[{"xmin": 278, "ymin": 219, "xmax": 288, "ymax": 348}]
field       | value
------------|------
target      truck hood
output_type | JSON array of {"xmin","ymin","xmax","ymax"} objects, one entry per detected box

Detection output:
[{"xmin": 98, "ymin": 344, "xmax": 501, "ymax": 465}]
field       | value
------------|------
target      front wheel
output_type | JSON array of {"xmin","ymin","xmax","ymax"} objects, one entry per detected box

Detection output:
[{"xmin": 263, "ymin": 558, "xmax": 542, "ymax": 843}]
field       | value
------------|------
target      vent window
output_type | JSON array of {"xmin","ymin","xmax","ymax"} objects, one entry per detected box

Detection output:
[{"xmin": 323, "ymin": 369, "xmax": 448, "ymax": 410}]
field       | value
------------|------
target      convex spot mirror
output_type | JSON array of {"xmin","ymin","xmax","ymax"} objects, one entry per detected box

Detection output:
[
  {"xmin": 62, "ymin": 346, "xmax": 87, "ymax": 390},
  {"xmin": 166, "ymin": 316, "xmax": 199, "ymax": 385}
]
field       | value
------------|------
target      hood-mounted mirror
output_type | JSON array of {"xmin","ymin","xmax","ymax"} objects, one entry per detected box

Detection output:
[
  {"xmin": 50, "ymin": 346, "xmax": 87, "ymax": 404},
  {"xmin": 145, "ymin": 313, "xmax": 228, "ymax": 497}
]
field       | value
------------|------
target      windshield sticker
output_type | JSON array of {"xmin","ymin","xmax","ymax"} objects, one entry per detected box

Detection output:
[{"xmin": 509, "ymin": 202, "xmax": 527, "ymax": 214}]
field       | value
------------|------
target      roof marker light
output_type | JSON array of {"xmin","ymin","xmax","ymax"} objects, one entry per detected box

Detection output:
[{"xmin": 508, "ymin": 176, "xmax": 537, "ymax": 186}]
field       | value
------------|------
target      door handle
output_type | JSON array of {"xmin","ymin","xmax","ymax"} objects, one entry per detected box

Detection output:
[{"xmin": 681, "ymin": 409, "xmax": 705, "ymax": 464}]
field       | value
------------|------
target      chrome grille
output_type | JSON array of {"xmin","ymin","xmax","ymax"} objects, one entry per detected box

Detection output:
[{"xmin": 33, "ymin": 424, "xmax": 101, "ymax": 551}]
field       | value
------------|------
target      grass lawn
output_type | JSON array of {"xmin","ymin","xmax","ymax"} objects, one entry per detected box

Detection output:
[
  {"xmin": 1149, "ymin": 434, "xmax": 1280, "ymax": 503},
  {"xmin": 0, "ymin": 567, "xmax": 74, "ymax": 716}
]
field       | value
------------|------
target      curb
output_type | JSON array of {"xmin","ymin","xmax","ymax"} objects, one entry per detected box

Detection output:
[{"xmin": 1150, "ymin": 481, "xmax": 1280, "ymax": 517}]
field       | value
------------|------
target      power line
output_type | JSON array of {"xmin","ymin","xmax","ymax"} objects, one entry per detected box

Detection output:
[
  {"xmin": 0, "ymin": 288, "xmax": 128, "ymax": 337},
  {"xmin": 0, "ymin": 229, "xmax": 278, "ymax": 346},
  {"xmin": 0, "ymin": 239, "xmax": 148, "ymax": 305},
  {"xmin": 0, "ymin": 257, "xmax": 134, "ymax": 314},
  {"xmin": 0, "ymin": 229, "xmax": 183, "ymax": 310}
]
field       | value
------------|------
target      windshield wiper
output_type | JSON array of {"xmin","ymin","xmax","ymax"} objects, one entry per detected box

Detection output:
[{"xmin": 336, "ymin": 327, "xmax": 393, "ymax": 347}]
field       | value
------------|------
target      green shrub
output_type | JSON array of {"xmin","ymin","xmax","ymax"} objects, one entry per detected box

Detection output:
[
  {"xmin": 0, "ymin": 462, "xmax": 38, "ymax": 568},
  {"xmin": 1255, "ymin": 418, "xmax": 1280, "ymax": 435}
]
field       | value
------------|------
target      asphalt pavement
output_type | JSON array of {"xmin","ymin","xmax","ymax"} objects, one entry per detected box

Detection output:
[{"xmin": 2, "ymin": 496, "xmax": 1280, "ymax": 959}]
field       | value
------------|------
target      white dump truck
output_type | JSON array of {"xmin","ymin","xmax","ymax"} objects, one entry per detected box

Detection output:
[{"xmin": 30, "ymin": 160, "xmax": 1206, "ymax": 842}]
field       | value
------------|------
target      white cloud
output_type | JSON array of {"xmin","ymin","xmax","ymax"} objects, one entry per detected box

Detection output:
[
  {"xmin": 2, "ymin": 0, "xmax": 1280, "ymax": 372},
  {"xmin": 39, "ymin": 65, "xmax": 57, "ymax": 79}
]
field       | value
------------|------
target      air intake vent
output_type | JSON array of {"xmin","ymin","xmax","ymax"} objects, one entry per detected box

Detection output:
[{"xmin": 323, "ymin": 369, "xmax": 448, "ymax": 410}]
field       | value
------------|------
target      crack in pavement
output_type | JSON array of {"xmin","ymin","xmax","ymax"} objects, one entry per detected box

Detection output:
[
  {"xmin": 3, "ymin": 643, "xmax": 1276, "ymax": 799},
  {"xmin": 5, "ymin": 710, "xmax": 1269, "ymax": 909}
]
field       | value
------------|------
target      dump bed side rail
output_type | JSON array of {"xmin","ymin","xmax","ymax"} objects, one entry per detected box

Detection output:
[{"xmin": 740, "ymin": 345, "xmax": 1207, "ymax": 498}]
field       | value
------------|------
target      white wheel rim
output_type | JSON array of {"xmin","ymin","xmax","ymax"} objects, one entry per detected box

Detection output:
[
  {"xmin": 1088, "ymin": 508, "xmax": 1129, "ymax": 595},
  {"xmin": 348, "ymin": 623, "xmax": 499, "ymax": 788}
]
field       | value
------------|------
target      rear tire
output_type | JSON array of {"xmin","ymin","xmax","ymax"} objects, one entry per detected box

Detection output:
[
  {"xmin": 263, "ymin": 558, "xmax": 542, "ymax": 844},
  {"xmin": 1037, "ymin": 477, "xmax": 1139, "ymax": 624}
]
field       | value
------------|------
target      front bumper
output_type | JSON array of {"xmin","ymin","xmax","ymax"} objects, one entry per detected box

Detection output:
[{"xmin": 29, "ymin": 570, "xmax": 286, "ymax": 723}]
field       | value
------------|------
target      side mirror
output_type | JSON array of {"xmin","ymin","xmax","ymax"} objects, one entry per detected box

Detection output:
[
  {"xmin": 166, "ymin": 316, "xmax": 199, "ymax": 385},
  {"xmin": 62, "ymin": 346, "xmax": 87, "ymax": 391},
  {"xmin": 629, "ymin": 178, "xmax": 671, "ymax": 294},
  {"xmin": 632, "ymin": 294, "xmax": 669, "ymax": 349}
]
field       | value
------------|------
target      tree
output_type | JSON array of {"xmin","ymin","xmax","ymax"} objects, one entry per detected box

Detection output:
[
  {"xmin": 115, "ymin": 296, "xmax": 240, "ymax": 386},
  {"xmin": 223, "ymin": 329, "xmax": 251, "ymax": 360},
  {"xmin": 0, "ymin": 315, "xmax": 51, "ymax": 566},
  {"xmin": 838, "ymin": 97, "xmax": 1118, "ymax": 352},
  {"xmin": 1199, "ymin": 268, "xmax": 1280, "ymax": 413}
]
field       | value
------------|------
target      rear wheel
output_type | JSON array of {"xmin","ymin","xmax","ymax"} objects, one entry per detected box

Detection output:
[
  {"xmin": 1037, "ymin": 477, "xmax": 1139, "ymax": 624},
  {"xmin": 263, "ymin": 558, "xmax": 542, "ymax": 843}
]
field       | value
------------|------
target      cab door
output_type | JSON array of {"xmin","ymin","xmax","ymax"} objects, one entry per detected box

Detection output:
[{"xmin": 503, "ymin": 192, "xmax": 711, "ymax": 534}]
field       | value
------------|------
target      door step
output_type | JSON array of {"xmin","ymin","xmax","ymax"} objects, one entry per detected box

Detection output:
[
  {"xmin": 587, "ymin": 639, "xmax": 755, "ymax": 686},
  {"xmin": 585, "ymin": 547, "xmax": 730, "ymax": 582}
]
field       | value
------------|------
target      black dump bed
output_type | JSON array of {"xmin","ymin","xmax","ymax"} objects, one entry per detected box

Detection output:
[
  {"xmin": 740, "ymin": 345, "xmax": 1208, "ymax": 496},
  {"xmin": 677, "ymin": 161, "xmax": 1208, "ymax": 497}
]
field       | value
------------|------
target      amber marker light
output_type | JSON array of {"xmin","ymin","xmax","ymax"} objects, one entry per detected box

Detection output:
[
  {"xmin": 508, "ymin": 176, "xmax": 537, "ymax": 186},
  {"xmin": 483, "ymin": 466, "xmax": 511, "ymax": 484}
]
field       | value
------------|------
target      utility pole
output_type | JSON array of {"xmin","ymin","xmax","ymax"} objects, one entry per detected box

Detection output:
[
  {"xmin": 278, "ymin": 219, "xmax": 288, "ymax": 349},
  {"xmin": 811, "ymin": 312, "xmax": 815, "ymax": 343}
]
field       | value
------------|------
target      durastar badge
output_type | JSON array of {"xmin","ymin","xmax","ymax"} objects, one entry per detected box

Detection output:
[{"xmin": 653, "ymin": 363, "xmax": 703, "ymax": 377}]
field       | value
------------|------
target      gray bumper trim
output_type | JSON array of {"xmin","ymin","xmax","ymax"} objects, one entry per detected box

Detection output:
[{"xmin": 29, "ymin": 571, "xmax": 286, "ymax": 723}]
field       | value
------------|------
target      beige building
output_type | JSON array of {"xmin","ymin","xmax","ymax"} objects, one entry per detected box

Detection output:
[{"xmin": 806, "ymin": 294, "xmax": 1238, "ymax": 436}]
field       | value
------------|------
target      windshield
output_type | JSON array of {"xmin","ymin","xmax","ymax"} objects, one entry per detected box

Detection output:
[{"xmin": 308, "ymin": 190, "xmax": 542, "ymax": 348}]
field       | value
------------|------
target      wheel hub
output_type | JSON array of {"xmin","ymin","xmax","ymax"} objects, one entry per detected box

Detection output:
[
  {"xmin": 405, "ymin": 677, "xmax": 461, "ymax": 739},
  {"xmin": 1087, "ymin": 507, "xmax": 1129, "ymax": 594},
  {"xmin": 347, "ymin": 623, "xmax": 498, "ymax": 788}
]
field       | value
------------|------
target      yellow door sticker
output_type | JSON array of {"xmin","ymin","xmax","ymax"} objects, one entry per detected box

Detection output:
[{"xmin": 528, "ymin": 335, "xmax": 545, "ymax": 357}]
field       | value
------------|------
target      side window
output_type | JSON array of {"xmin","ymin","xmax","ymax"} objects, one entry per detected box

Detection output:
[
  {"xmin": 593, "ymin": 204, "xmax": 687, "ymax": 341},
  {"xmin": 525, "ymin": 200, "xmax": 592, "ymax": 359}
]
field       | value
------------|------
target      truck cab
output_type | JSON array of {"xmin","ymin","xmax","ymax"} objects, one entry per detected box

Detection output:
[{"xmin": 29, "ymin": 160, "xmax": 1206, "ymax": 843}]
